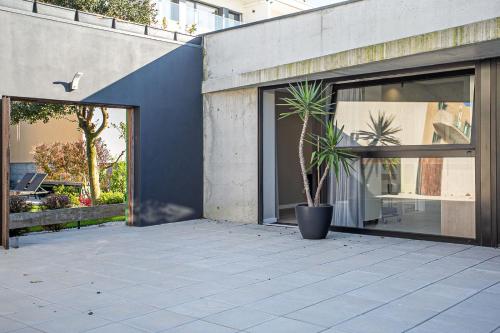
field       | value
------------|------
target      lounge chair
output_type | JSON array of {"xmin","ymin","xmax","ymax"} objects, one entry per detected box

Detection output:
[
  {"xmin": 10, "ymin": 173, "xmax": 49, "ymax": 197},
  {"xmin": 12, "ymin": 173, "xmax": 36, "ymax": 192}
]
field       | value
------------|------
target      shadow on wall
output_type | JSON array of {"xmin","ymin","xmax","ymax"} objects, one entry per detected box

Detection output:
[{"xmin": 82, "ymin": 41, "xmax": 203, "ymax": 226}]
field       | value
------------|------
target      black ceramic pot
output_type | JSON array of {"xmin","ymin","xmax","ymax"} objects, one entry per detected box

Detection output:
[{"xmin": 295, "ymin": 204, "xmax": 333, "ymax": 239}]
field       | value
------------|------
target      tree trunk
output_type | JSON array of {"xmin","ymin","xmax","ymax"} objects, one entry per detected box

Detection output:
[
  {"xmin": 85, "ymin": 137, "xmax": 100, "ymax": 203},
  {"xmin": 76, "ymin": 106, "xmax": 109, "ymax": 204},
  {"xmin": 299, "ymin": 112, "xmax": 314, "ymax": 207},
  {"xmin": 314, "ymin": 165, "xmax": 329, "ymax": 207}
]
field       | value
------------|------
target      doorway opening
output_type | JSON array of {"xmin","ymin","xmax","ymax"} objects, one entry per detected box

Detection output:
[
  {"xmin": 261, "ymin": 88, "xmax": 325, "ymax": 225},
  {"xmin": 1, "ymin": 97, "xmax": 136, "ymax": 249}
]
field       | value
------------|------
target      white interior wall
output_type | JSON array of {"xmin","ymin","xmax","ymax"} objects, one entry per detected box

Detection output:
[{"xmin": 262, "ymin": 90, "xmax": 277, "ymax": 223}]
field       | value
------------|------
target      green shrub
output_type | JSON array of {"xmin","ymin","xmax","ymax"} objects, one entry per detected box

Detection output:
[
  {"xmin": 9, "ymin": 196, "xmax": 32, "ymax": 213},
  {"xmin": 43, "ymin": 195, "xmax": 71, "ymax": 210},
  {"xmin": 109, "ymin": 162, "xmax": 127, "ymax": 195},
  {"xmin": 41, "ymin": 223, "xmax": 66, "ymax": 232},
  {"xmin": 53, "ymin": 185, "xmax": 80, "ymax": 206},
  {"xmin": 101, "ymin": 162, "xmax": 127, "ymax": 196},
  {"xmin": 97, "ymin": 192, "xmax": 125, "ymax": 205}
]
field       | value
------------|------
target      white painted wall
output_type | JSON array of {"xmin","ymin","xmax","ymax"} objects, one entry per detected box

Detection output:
[{"xmin": 262, "ymin": 90, "xmax": 277, "ymax": 223}]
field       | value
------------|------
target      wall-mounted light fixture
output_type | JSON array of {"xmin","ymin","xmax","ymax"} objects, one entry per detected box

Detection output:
[{"xmin": 70, "ymin": 72, "xmax": 84, "ymax": 91}]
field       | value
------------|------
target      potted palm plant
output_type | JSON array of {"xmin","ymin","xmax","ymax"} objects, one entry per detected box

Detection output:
[{"xmin": 280, "ymin": 81, "xmax": 356, "ymax": 239}]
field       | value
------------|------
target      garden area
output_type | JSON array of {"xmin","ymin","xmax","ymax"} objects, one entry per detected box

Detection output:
[{"xmin": 8, "ymin": 101, "xmax": 129, "ymax": 240}]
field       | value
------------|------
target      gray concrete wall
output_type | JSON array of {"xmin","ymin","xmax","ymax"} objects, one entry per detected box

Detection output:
[
  {"xmin": 0, "ymin": 7, "xmax": 203, "ymax": 225},
  {"xmin": 203, "ymin": 88, "xmax": 258, "ymax": 223},
  {"xmin": 201, "ymin": 0, "xmax": 500, "ymax": 225},
  {"xmin": 203, "ymin": 0, "xmax": 500, "ymax": 92}
]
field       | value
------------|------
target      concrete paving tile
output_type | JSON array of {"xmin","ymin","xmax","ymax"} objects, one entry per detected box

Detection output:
[
  {"xmin": 167, "ymin": 298, "xmax": 235, "ymax": 318},
  {"xmin": 347, "ymin": 284, "xmax": 409, "ymax": 303},
  {"xmin": 408, "ymin": 313, "xmax": 498, "ymax": 333},
  {"xmin": 163, "ymin": 320, "xmax": 237, "ymax": 333},
  {"xmin": 286, "ymin": 295, "xmax": 383, "ymax": 327},
  {"xmin": 440, "ymin": 268, "xmax": 500, "ymax": 290},
  {"xmin": 123, "ymin": 310, "xmax": 195, "ymax": 332},
  {"xmin": 246, "ymin": 292, "xmax": 322, "ymax": 316},
  {"xmin": 204, "ymin": 306, "xmax": 276, "ymax": 330},
  {"xmin": 246, "ymin": 317, "xmax": 324, "ymax": 333},
  {"xmin": 334, "ymin": 302, "xmax": 437, "ymax": 333},
  {"xmin": 0, "ymin": 316, "xmax": 26, "ymax": 333},
  {"xmin": 91, "ymin": 300, "xmax": 159, "ymax": 321},
  {"xmin": 134, "ymin": 289, "xmax": 199, "ymax": 309},
  {"xmin": 32, "ymin": 312, "xmax": 111, "ymax": 333},
  {"xmin": 5, "ymin": 304, "xmax": 79, "ymax": 326},
  {"xmin": 85, "ymin": 323, "xmax": 148, "ymax": 333},
  {"xmin": 6, "ymin": 328, "xmax": 45, "ymax": 333}
]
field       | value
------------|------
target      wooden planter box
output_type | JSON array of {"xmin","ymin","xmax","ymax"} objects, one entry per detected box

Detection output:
[{"xmin": 10, "ymin": 203, "xmax": 126, "ymax": 229}]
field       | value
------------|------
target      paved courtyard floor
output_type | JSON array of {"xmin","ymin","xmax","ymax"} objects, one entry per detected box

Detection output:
[{"xmin": 1, "ymin": 220, "xmax": 500, "ymax": 333}]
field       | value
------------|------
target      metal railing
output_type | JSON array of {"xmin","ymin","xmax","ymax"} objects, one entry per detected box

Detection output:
[{"xmin": 156, "ymin": 0, "xmax": 241, "ymax": 34}]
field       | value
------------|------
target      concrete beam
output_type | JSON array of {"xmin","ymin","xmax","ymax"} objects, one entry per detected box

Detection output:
[{"xmin": 203, "ymin": 17, "xmax": 500, "ymax": 93}]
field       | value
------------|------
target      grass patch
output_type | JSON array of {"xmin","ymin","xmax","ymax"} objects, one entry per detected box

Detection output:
[{"xmin": 26, "ymin": 215, "xmax": 126, "ymax": 233}]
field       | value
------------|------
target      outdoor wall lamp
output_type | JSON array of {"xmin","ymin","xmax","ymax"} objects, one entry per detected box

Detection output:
[{"xmin": 70, "ymin": 72, "xmax": 84, "ymax": 91}]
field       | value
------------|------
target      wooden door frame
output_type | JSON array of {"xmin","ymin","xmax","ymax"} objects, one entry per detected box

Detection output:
[
  {"xmin": 1, "ymin": 97, "xmax": 10, "ymax": 249},
  {"xmin": 1, "ymin": 97, "xmax": 138, "ymax": 249}
]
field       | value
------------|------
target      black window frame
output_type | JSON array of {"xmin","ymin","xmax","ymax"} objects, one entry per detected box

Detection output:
[
  {"xmin": 257, "ymin": 62, "xmax": 494, "ymax": 246},
  {"xmin": 330, "ymin": 68, "xmax": 477, "ymax": 158},
  {"xmin": 328, "ymin": 68, "xmax": 478, "ymax": 240}
]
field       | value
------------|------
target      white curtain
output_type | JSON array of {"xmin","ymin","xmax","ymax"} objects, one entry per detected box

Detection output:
[{"xmin": 328, "ymin": 87, "xmax": 364, "ymax": 227}]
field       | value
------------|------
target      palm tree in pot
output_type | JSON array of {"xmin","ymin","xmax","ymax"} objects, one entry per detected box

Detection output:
[{"xmin": 280, "ymin": 81, "xmax": 356, "ymax": 239}]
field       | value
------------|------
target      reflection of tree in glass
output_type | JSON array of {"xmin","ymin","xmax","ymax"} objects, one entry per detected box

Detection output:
[
  {"xmin": 356, "ymin": 112, "xmax": 402, "ymax": 146},
  {"xmin": 382, "ymin": 157, "xmax": 400, "ymax": 184},
  {"xmin": 356, "ymin": 112, "xmax": 402, "ymax": 187}
]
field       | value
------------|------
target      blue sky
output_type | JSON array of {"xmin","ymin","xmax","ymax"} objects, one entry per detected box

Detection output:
[{"xmin": 309, "ymin": 0, "xmax": 344, "ymax": 7}]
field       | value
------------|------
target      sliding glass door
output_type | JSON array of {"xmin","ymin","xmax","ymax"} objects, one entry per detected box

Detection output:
[{"xmin": 329, "ymin": 71, "xmax": 477, "ymax": 239}]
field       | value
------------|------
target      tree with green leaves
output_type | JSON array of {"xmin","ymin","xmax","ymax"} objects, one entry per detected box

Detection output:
[
  {"xmin": 41, "ymin": 0, "xmax": 157, "ymax": 25},
  {"xmin": 280, "ymin": 81, "xmax": 355, "ymax": 207}
]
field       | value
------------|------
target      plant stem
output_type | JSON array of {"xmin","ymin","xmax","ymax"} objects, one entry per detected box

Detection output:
[
  {"xmin": 299, "ymin": 112, "xmax": 314, "ymax": 207},
  {"xmin": 314, "ymin": 165, "xmax": 329, "ymax": 206}
]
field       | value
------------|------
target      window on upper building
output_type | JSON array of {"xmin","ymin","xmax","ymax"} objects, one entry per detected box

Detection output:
[{"xmin": 228, "ymin": 11, "xmax": 241, "ymax": 22}]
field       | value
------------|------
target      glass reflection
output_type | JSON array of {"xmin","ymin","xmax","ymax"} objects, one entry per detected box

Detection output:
[
  {"xmin": 330, "ymin": 157, "xmax": 475, "ymax": 238},
  {"xmin": 335, "ymin": 75, "xmax": 474, "ymax": 146}
]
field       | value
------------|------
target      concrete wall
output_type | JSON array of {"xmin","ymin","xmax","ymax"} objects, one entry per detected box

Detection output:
[
  {"xmin": 203, "ymin": 88, "xmax": 258, "ymax": 223},
  {"xmin": 203, "ymin": 0, "xmax": 500, "ymax": 92},
  {"xmin": 0, "ymin": 6, "xmax": 203, "ymax": 226}
]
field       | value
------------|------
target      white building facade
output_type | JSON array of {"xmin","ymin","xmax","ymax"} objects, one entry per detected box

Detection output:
[{"xmin": 155, "ymin": 0, "xmax": 311, "ymax": 34}]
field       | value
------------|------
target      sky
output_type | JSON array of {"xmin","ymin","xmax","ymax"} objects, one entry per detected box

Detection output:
[
  {"xmin": 93, "ymin": 108, "xmax": 127, "ymax": 159},
  {"xmin": 309, "ymin": 0, "xmax": 345, "ymax": 7}
]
